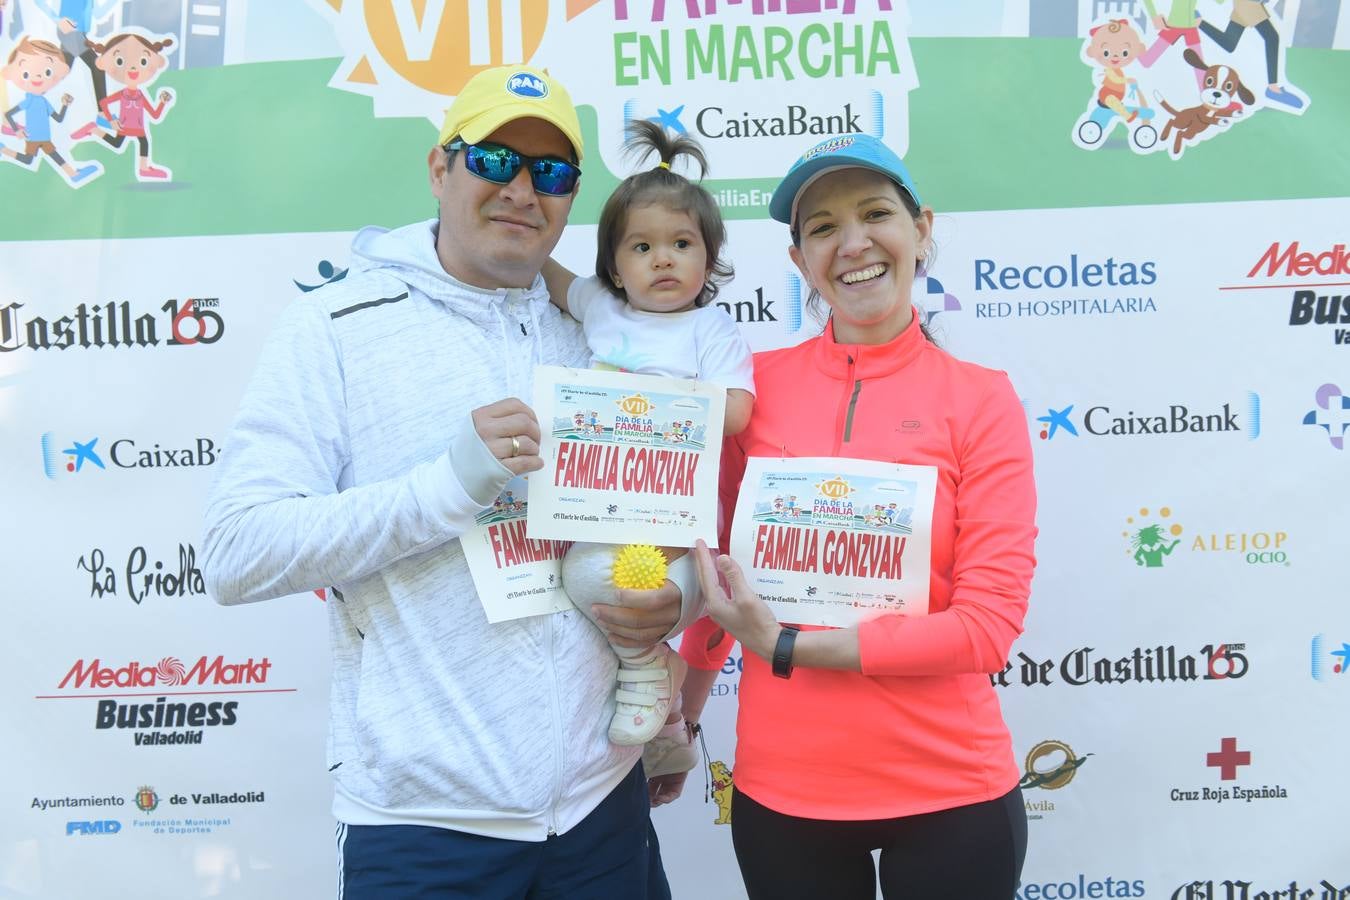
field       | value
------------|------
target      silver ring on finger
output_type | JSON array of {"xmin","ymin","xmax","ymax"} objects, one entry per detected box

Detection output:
[{"xmin": 510, "ymin": 435, "xmax": 521, "ymax": 458}]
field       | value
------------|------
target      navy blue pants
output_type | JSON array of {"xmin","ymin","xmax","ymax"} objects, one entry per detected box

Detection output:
[{"xmin": 337, "ymin": 763, "xmax": 669, "ymax": 899}]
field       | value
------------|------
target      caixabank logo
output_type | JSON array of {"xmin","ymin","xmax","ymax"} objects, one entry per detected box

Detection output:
[
  {"xmin": 42, "ymin": 655, "xmax": 287, "ymax": 747},
  {"xmin": 41, "ymin": 433, "xmax": 219, "ymax": 479},
  {"xmin": 991, "ymin": 642, "xmax": 1248, "ymax": 688},
  {"xmin": 1310, "ymin": 634, "xmax": 1350, "ymax": 682},
  {"xmin": 1233, "ymin": 240, "xmax": 1350, "ymax": 347},
  {"xmin": 0, "ymin": 299, "xmax": 223, "ymax": 352},
  {"xmin": 1167, "ymin": 736, "xmax": 1289, "ymax": 807},
  {"xmin": 624, "ymin": 94, "xmax": 880, "ymax": 144},
  {"xmin": 1122, "ymin": 505, "xmax": 1290, "ymax": 569},
  {"xmin": 1034, "ymin": 392, "xmax": 1261, "ymax": 442},
  {"xmin": 971, "ymin": 253, "xmax": 1159, "ymax": 322},
  {"xmin": 131, "ymin": 785, "xmax": 265, "ymax": 810}
]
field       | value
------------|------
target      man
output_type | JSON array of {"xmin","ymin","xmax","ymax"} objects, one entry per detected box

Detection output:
[{"xmin": 202, "ymin": 65, "xmax": 700, "ymax": 898}]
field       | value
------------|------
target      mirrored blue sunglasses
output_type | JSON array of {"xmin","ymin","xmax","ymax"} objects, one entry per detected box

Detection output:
[{"xmin": 446, "ymin": 140, "xmax": 581, "ymax": 196}]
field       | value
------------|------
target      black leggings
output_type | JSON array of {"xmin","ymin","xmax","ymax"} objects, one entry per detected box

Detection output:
[
  {"xmin": 730, "ymin": 786, "xmax": 1027, "ymax": 900},
  {"xmin": 1199, "ymin": 17, "xmax": 1280, "ymax": 83}
]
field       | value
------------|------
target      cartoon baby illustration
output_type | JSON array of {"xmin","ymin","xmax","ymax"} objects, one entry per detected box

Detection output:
[
  {"xmin": 70, "ymin": 30, "xmax": 175, "ymax": 181},
  {"xmin": 1086, "ymin": 19, "xmax": 1152, "ymax": 125},
  {"xmin": 1, "ymin": 36, "xmax": 101, "ymax": 186}
]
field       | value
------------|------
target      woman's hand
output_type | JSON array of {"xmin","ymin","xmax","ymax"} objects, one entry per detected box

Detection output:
[{"xmin": 692, "ymin": 539, "xmax": 780, "ymax": 662}]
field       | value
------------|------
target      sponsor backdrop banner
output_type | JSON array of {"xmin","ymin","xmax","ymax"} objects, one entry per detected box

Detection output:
[{"xmin": 1, "ymin": 1, "xmax": 1346, "ymax": 898}]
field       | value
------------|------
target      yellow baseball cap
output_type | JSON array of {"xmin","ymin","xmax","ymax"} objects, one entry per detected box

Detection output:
[{"xmin": 437, "ymin": 66, "xmax": 584, "ymax": 163}]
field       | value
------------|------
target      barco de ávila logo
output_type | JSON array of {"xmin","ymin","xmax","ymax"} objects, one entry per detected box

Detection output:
[
  {"xmin": 0, "ymin": 298, "xmax": 223, "ymax": 352},
  {"xmin": 42, "ymin": 433, "xmax": 219, "ymax": 478}
]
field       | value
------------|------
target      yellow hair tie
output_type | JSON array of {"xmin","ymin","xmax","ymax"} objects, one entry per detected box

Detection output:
[{"xmin": 656, "ymin": 161, "xmax": 671, "ymax": 170}]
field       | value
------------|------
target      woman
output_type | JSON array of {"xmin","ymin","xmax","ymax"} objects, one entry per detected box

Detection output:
[{"xmin": 675, "ymin": 134, "xmax": 1036, "ymax": 898}]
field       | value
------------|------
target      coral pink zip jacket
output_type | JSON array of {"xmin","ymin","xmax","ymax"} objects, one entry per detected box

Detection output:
[{"xmin": 682, "ymin": 314, "xmax": 1037, "ymax": 820}]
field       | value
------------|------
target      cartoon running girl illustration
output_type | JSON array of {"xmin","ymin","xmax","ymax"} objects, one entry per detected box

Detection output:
[
  {"xmin": 70, "ymin": 30, "xmax": 175, "ymax": 181},
  {"xmin": 1, "ymin": 37, "xmax": 101, "ymax": 186}
]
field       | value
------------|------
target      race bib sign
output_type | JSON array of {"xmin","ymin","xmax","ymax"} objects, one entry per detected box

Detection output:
[{"xmin": 729, "ymin": 456, "xmax": 937, "ymax": 628}]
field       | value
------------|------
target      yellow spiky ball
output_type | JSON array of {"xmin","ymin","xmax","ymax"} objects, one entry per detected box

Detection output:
[{"xmin": 612, "ymin": 544, "xmax": 668, "ymax": 590}]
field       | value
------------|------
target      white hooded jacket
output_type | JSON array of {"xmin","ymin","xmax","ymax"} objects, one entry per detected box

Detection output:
[{"xmin": 202, "ymin": 220, "xmax": 695, "ymax": 839}]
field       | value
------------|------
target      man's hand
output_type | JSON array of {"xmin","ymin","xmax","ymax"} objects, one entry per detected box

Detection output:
[
  {"xmin": 58, "ymin": 16, "xmax": 76, "ymax": 32},
  {"xmin": 471, "ymin": 398, "xmax": 542, "ymax": 477},
  {"xmin": 592, "ymin": 580, "xmax": 680, "ymax": 649},
  {"xmin": 649, "ymin": 771, "xmax": 688, "ymax": 806}
]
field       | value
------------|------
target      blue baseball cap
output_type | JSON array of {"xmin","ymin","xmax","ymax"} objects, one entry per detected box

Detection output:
[{"xmin": 769, "ymin": 134, "xmax": 922, "ymax": 228}]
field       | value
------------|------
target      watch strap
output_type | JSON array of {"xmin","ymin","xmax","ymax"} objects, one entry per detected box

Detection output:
[{"xmin": 772, "ymin": 625, "xmax": 801, "ymax": 678}]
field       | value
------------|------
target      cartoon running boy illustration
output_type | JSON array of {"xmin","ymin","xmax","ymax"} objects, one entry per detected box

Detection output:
[
  {"xmin": 1, "ymin": 37, "xmax": 101, "ymax": 186},
  {"xmin": 70, "ymin": 30, "xmax": 175, "ymax": 181}
]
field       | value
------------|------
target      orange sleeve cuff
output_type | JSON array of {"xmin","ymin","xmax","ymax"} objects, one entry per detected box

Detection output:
[{"xmin": 678, "ymin": 615, "xmax": 733, "ymax": 670}]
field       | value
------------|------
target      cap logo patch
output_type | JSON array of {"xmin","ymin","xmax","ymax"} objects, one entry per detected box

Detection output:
[
  {"xmin": 801, "ymin": 136, "xmax": 855, "ymax": 162},
  {"xmin": 506, "ymin": 72, "xmax": 548, "ymax": 99}
]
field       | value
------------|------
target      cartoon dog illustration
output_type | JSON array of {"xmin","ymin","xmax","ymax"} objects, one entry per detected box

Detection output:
[
  {"xmin": 1158, "ymin": 47, "xmax": 1254, "ymax": 157},
  {"xmin": 709, "ymin": 760, "xmax": 734, "ymax": 825}
]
